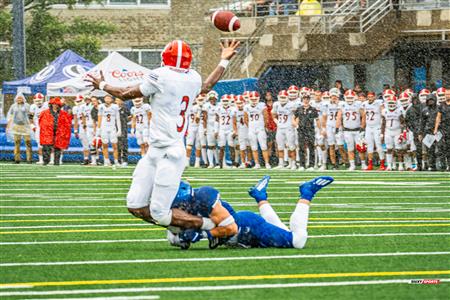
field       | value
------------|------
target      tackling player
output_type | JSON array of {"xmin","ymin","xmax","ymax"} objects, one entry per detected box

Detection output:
[
  {"xmin": 87, "ymin": 39, "xmax": 240, "ymax": 230},
  {"xmin": 130, "ymin": 97, "xmax": 152, "ymax": 157}
]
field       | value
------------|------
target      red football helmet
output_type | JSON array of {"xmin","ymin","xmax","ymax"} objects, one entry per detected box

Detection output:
[
  {"xmin": 249, "ymin": 91, "xmax": 260, "ymax": 105},
  {"xmin": 33, "ymin": 93, "xmax": 45, "ymax": 105},
  {"xmin": 436, "ymin": 87, "xmax": 446, "ymax": 103},
  {"xmin": 356, "ymin": 142, "xmax": 367, "ymax": 153},
  {"xmin": 236, "ymin": 95, "xmax": 245, "ymax": 108},
  {"xmin": 382, "ymin": 89, "xmax": 396, "ymax": 100},
  {"xmin": 92, "ymin": 136, "xmax": 102, "ymax": 149},
  {"xmin": 277, "ymin": 90, "xmax": 289, "ymax": 104},
  {"xmin": 344, "ymin": 89, "xmax": 356, "ymax": 104},
  {"xmin": 161, "ymin": 40, "xmax": 192, "ymax": 69},
  {"xmin": 287, "ymin": 85, "xmax": 299, "ymax": 100},
  {"xmin": 419, "ymin": 89, "xmax": 430, "ymax": 103}
]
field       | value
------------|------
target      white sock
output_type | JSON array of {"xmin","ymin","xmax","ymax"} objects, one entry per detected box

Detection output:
[
  {"xmin": 289, "ymin": 202, "xmax": 310, "ymax": 249},
  {"xmin": 114, "ymin": 159, "xmax": 119, "ymax": 164},
  {"xmin": 84, "ymin": 156, "xmax": 88, "ymax": 160},
  {"xmin": 284, "ymin": 149, "xmax": 288, "ymax": 163},
  {"xmin": 386, "ymin": 153, "xmax": 393, "ymax": 166},
  {"xmin": 350, "ymin": 160, "xmax": 355, "ymax": 167},
  {"xmin": 259, "ymin": 203, "xmax": 289, "ymax": 230},
  {"xmin": 92, "ymin": 156, "xmax": 97, "ymax": 163},
  {"xmin": 378, "ymin": 149, "xmax": 385, "ymax": 160},
  {"xmin": 207, "ymin": 149, "xmax": 214, "ymax": 166},
  {"xmin": 38, "ymin": 155, "xmax": 43, "ymax": 163},
  {"xmin": 214, "ymin": 149, "xmax": 219, "ymax": 165},
  {"xmin": 322, "ymin": 149, "xmax": 328, "ymax": 165},
  {"xmin": 195, "ymin": 157, "xmax": 200, "ymax": 164},
  {"xmin": 296, "ymin": 149, "xmax": 300, "ymax": 161},
  {"xmin": 278, "ymin": 159, "xmax": 284, "ymax": 167},
  {"xmin": 405, "ymin": 156, "xmax": 412, "ymax": 168},
  {"xmin": 201, "ymin": 148, "xmax": 207, "ymax": 163},
  {"xmin": 50, "ymin": 153, "xmax": 54, "ymax": 163}
]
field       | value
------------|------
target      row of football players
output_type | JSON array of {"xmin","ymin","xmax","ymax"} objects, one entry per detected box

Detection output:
[
  {"xmin": 29, "ymin": 93, "xmax": 152, "ymax": 167},
  {"xmin": 184, "ymin": 85, "xmax": 448, "ymax": 171}
]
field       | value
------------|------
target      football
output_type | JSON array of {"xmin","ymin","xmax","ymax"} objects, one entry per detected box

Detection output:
[{"xmin": 211, "ymin": 10, "xmax": 240, "ymax": 32}]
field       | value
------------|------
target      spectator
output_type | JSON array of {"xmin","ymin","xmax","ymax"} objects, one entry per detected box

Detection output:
[
  {"xmin": 39, "ymin": 97, "xmax": 72, "ymax": 166},
  {"xmin": 264, "ymin": 91, "xmax": 277, "ymax": 164},
  {"xmin": 434, "ymin": 88, "xmax": 450, "ymax": 171},
  {"xmin": 335, "ymin": 80, "xmax": 345, "ymax": 100},
  {"xmin": 294, "ymin": 93, "xmax": 318, "ymax": 170},
  {"xmin": 420, "ymin": 94, "xmax": 439, "ymax": 171},
  {"xmin": 6, "ymin": 93, "xmax": 32, "ymax": 164},
  {"xmin": 116, "ymin": 97, "xmax": 131, "ymax": 167}
]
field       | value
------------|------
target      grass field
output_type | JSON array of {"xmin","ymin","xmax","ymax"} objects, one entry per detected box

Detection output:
[{"xmin": 0, "ymin": 163, "xmax": 449, "ymax": 300}]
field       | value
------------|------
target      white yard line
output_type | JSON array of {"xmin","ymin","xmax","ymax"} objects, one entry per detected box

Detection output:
[
  {"xmin": 0, "ymin": 233, "xmax": 449, "ymax": 246},
  {"xmin": 1, "ymin": 279, "xmax": 450, "ymax": 296},
  {"xmin": 1, "ymin": 252, "xmax": 449, "ymax": 267},
  {"xmin": 24, "ymin": 296, "xmax": 160, "ymax": 300},
  {"xmin": 1, "ymin": 220, "xmax": 450, "ymax": 230}
]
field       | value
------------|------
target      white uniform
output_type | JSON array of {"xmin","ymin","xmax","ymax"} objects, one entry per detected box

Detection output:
[
  {"xmin": 324, "ymin": 102, "xmax": 343, "ymax": 146},
  {"xmin": 273, "ymin": 101, "xmax": 296, "ymax": 151},
  {"xmin": 83, "ymin": 103, "xmax": 95, "ymax": 147},
  {"xmin": 216, "ymin": 105, "xmax": 235, "ymax": 147},
  {"xmin": 98, "ymin": 103, "xmax": 120, "ymax": 144},
  {"xmin": 29, "ymin": 102, "xmax": 47, "ymax": 145},
  {"xmin": 341, "ymin": 101, "xmax": 362, "ymax": 151},
  {"xmin": 383, "ymin": 107, "xmax": 405, "ymax": 150},
  {"xmin": 131, "ymin": 103, "xmax": 151, "ymax": 146},
  {"xmin": 73, "ymin": 104, "xmax": 90, "ymax": 150},
  {"xmin": 186, "ymin": 104, "xmax": 202, "ymax": 147},
  {"xmin": 311, "ymin": 100, "xmax": 326, "ymax": 146},
  {"xmin": 235, "ymin": 108, "xmax": 249, "ymax": 150},
  {"xmin": 197, "ymin": 104, "xmax": 207, "ymax": 147},
  {"xmin": 203, "ymin": 102, "xmax": 218, "ymax": 146},
  {"xmin": 362, "ymin": 100, "xmax": 383, "ymax": 153},
  {"xmin": 245, "ymin": 102, "xmax": 267, "ymax": 151},
  {"xmin": 127, "ymin": 66, "xmax": 202, "ymax": 226}
]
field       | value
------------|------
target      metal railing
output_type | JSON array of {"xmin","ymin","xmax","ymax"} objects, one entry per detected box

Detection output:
[
  {"xmin": 223, "ymin": 18, "xmax": 267, "ymax": 79},
  {"xmin": 310, "ymin": 0, "xmax": 361, "ymax": 33},
  {"xmin": 399, "ymin": 0, "xmax": 450, "ymax": 10},
  {"xmin": 360, "ymin": 0, "xmax": 393, "ymax": 32}
]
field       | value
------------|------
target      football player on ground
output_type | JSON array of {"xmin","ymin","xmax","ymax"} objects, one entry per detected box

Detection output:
[
  {"xmin": 73, "ymin": 94, "xmax": 91, "ymax": 165},
  {"xmin": 130, "ymin": 97, "xmax": 152, "ymax": 157},
  {"xmin": 272, "ymin": 90, "xmax": 296, "ymax": 169},
  {"xmin": 361, "ymin": 91, "xmax": 385, "ymax": 170},
  {"xmin": 336, "ymin": 89, "xmax": 366, "ymax": 170},
  {"xmin": 233, "ymin": 95, "xmax": 252, "ymax": 168},
  {"xmin": 29, "ymin": 93, "xmax": 47, "ymax": 165},
  {"xmin": 186, "ymin": 94, "xmax": 203, "ymax": 167},
  {"xmin": 244, "ymin": 91, "xmax": 271, "ymax": 169},
  {"xmin": 321, "ymin": 88, "xmax": 347, "ymax": 170},
  {"xmin": 87, "ymin": 39, "xmax": 240, "ymax": 230},
  {"xmin": 215, "ymin": 94, "xmax": 236, "ymax": 168},
  {"xmin": 203, "ymin": 91, "xmax": 219, "ymax": 168},
  {"xmin": 97, "ymin": 95, "xmax": 121, "ymax": 167},
  {"xmin": 173, "ymin": 175, "xmax": 333, "ymax": 250},
  {"xmin": 381, "ymin": 95, "xmax": 407, "ymax": 171}
]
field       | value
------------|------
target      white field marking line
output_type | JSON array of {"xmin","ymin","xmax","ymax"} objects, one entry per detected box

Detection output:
[
  {"xmin": 1, "ymin": 233, "xmax": 449, "ymax": 246},
  {"xmin": 2, "ymin": 220, "xmax": 450, "ymax": 230},
  {"xmin": 23, "ymin": 296, "xmax": 160, "ymax": 300},
  {"xmin": 4, "ymin": 279, "xmax": 446, "ymax": 296},
  {"xmin": 0, "ymin": 224, "xmax": 151, "ymax": 230},
  {"xmin": 0, "ymin": 213, "xmax": 130, "ymax": 216},
  {"xmin": 56, "ymin": 175, "xmax": 132, "ymax": 179},
  {"xmin": 1, "ymin": 252, "xmax": 449, "ymax": 267}
]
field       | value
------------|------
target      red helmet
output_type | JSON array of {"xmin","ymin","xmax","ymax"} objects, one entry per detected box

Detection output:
[
  {"xmin": 288, "ymin": 85, "xmax": 299, "ymax": 100},
  {"xmin": 356, "ymin": 142, "xmax": 367, "ymax": 153},
  {"xmin": 278, "ymin": 90, "xmax": 289, "ymax": 104},
  {"xmin": 161, "ymin": 40, "xmax": 192, "ymax": 69},
  {"xmin": 249, "ymin": 91, "xmax": 260, "ymax": 105},
  {"xmin": 92, "ymin": 136, "xmax": 102, "ymax": 149},
  {"xmin": 236, "ymin": 95, "xmax": 245, "ymax": 107},
  {"xmin": 383, "ymin": 89, "xmax": 396, "ymax": 100},
  {"xmin": 33, "ymin": 93, "xmax": 44, "ymax": 105},
  {"xmin": 436, "ymin": 87, "xmax": 446, "ymax": 103},
  {"xmin": 419, "ymin": 88, "xmax": 431, "ymax": 103}
]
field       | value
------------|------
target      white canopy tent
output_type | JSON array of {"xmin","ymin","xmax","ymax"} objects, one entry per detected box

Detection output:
[{"xmin": 47, "ymin": 52, "xmax": 152, "ymax": 96}]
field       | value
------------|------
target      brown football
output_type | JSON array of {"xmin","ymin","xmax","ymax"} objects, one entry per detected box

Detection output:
[{"xmin": 211, "ymin": 10, "xmax": 241, "ymax": 32}]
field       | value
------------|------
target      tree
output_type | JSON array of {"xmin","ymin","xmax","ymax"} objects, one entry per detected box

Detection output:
[{"xmin": 0, "ymin": 0, "xmax": 114, "ymax": 83}]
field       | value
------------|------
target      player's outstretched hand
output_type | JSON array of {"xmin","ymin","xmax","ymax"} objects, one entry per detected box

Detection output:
[
  {"xmin": 220, "ymin": 39, "xmax": 240, "ymax": 61},
  {"xmin": 85, "ymin": 71, "xmax": 105, "ymax": 91}
]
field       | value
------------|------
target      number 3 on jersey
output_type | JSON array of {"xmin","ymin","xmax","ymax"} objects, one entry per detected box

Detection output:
[{"xmin": 177, "ymin": 96, "xmax": 190, "ymax": 133}]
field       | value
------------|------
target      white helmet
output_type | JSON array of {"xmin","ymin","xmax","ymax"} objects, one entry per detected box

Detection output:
[
  {"xmin": 419, "ymin": 89, "xmax": 431, "ymax": 104},
  {"xmin": 277, "ymin": 90, "xmax": 289, "ymax": 104},
  {"xmin": 74, "ymin": 94, "xmax": 84, "ymax": 106},
  {"xmin": 329, "ymin": 88, "xmax": 340, "ymax": 98},
  {"xmin": 399, "ymin": 92, "xmax": 411, "ymax": 109},
  {"xmin": 436, "ymin": 87, "xmax": 446, "ymax": 103},
  {"xmin": 287, "ymin": 85, "xmax": 299, "ymax": 101},
  {"xmin": 207, "ymin": 90, "xmax": 218, "ymax": 102},
  {"xmin": 220, "ymin": 94, "xmax": 231, "ymax": 108},
  {"xmin": 344, "ymin": 89, "xmax": 356, "ymax": 104},
  {"xmin": 33, "ymin": 93, "xmax": 45, "ymax": 105},
  {"xmin": 249, "ymin": 91, "xmax": 260, "ymax": 106},
  {"xmin": 196, "ymin": 93, "xmax": 206, "ymax": 107},
  {"xmin": 321, "ymin": 91, "xmax": 330, "ymax": 102}
]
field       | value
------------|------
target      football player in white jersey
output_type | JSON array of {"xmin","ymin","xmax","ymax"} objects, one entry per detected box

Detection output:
[
  {"xmin": 244, "ymin": 91, "xmax": 271, "ymax": 169},
  {"xmin": 203, "ymin": 91, "xmax": 219, "ymax": 168},
  {"xmin": 272, "ymin": 90, "xmax": 296, "ymax": 169},
  {"xmin": 361, "ymin": 91, "xmax": 385, "ymax": 170},
  {"xmin": 73, "ymin": 94, "xmax": 92, "ymax": 165},
  {"xmin": 398, "ymin": 91, "xmax": 416, "ymax": 171},
  {"xmin": 312, "ymin": 90, "xmax": 327, "ymax": 170},
  {"xmin": 215, "ymin": 94, "xmax": 236, "ymax": 168},
  {"xmin": 196, "ymin": 94, "xmax": 208, "ymax": 167},
  {"xmin": 186, "ymin": 94, "xmax": 204, "ymax": 167},
  {"xmin": 419, "ymin": 88, "xmax": 431, "ymax": 105},
  {"xmin": 233, "ymin": 95, "xmax": 251, "ymax": 168},
  {"xmin": 321, "ymin": 88, "xmax": 347, "ymax": 170},
  {"xmin": 287, "ymin": 85, "xmax": 301, "ymax": 109},
  {"xmin": 131, "ymin": 97, "xmax": 152, "ymax": 157},
  {"xmin": 381, "ymin": 95, "xmax": 406, "ymax": 171},
  {"xmin": 87, "ymin": 39, "xmax": 240, "ymax": 232},
  {"xmin": 29, "ymin": 93, "xmax": 47, "ymax": 165},
  {"xmin": 336, "ymin": 90, "xmax": 365, "ymax": 170},
  {"xmin": 97, "ymin": 95, "xmax": 121, "ymax": 167}
]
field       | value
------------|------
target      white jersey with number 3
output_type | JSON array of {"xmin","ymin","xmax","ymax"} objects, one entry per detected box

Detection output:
[
  {"xmin": 99, "ymin": 103, "xmax": 120, "ymax": 130},
  {"xmin": 139, "ymin": 66, "xmax": 202, "ymax": 147}
]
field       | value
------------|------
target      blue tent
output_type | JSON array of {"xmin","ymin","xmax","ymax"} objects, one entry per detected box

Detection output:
[
  {"xmin": 213, "ymin": 77, "xmax": 259, "ymax": 98},
  {"xmin": 2, "ymin": 50, "xmax": 95, "ymax": 95}
]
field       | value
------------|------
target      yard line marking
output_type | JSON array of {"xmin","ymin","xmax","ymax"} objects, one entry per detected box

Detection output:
[
  {"xmin": 0, "ymin": 223, "xmax": 149, "ymax": 230},
  {"xmin": 0, "ymin": 214, "xmax": 130, "ymax": 217},
  {"xmin": 57, "ymin": 175, "xmax": 132, "ymax": 179},
  {"xmin": 1, "ymin": 217, "xmax": 449, "ymax": 224},
  {"xmin": 1, "ymin": 270, "xmax": 449, "ymax": 288},
  {"xmin": 24, "ymin": 297, "xmax": 160, "ymax": 300},
  {"xmin": 0, "ymin": 228, "xmax": 165, "ymax": 235},
  {"xmin": 1, "ymin": 252, "xmax": 449, "ymax": 267},
  {"xmin": 1, "ymin": 233, "xmax": 449, "ymax": 246},
  {"xmin": 2, "ymin": 279, "xmax": 450, "ymax": 296},
  {"xmin": 3, "ymin": 220, "xmax": 450, "ymax": 230},
  {"xmin": 2, "ymin": 223, "xmax": 450, "ymax": 235}
]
